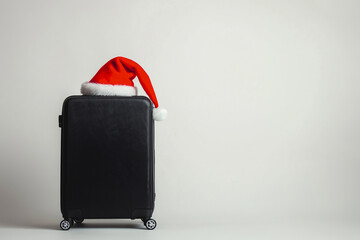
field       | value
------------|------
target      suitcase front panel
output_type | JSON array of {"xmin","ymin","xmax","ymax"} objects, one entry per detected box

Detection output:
[{"xmin": 61, "ymin": 96, "xmax": 155, "ymax": 219}]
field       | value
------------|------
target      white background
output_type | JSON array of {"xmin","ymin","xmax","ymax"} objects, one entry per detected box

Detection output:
[{"xmin": 0, "ymin": 0, "xmax": 359, "ymax": 239}]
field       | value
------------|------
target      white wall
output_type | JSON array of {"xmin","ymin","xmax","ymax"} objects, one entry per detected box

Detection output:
[{"xmin": 0, "ymin": 0, "xmax": 359, "ymax": 226}]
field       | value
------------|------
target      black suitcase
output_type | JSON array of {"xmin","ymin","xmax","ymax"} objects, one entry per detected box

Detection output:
[{"xmin": 59, "ymin": 96, "xmax": 157, "ymax": 230}]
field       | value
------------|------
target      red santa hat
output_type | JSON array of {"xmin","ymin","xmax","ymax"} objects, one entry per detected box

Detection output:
[{"xmin": 81, "ymin": 57, "xmax": 167, "ymax": 121}]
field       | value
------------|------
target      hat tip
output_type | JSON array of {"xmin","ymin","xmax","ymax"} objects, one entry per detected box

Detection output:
[{"xmin": 153, "ymin": 108, "xmax": 167, "ymax": 121}]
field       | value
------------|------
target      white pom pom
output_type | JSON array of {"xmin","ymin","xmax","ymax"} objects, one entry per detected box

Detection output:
[{"xmin": 153, "ymin": 107, "xmax": 167, "ymax": 121}]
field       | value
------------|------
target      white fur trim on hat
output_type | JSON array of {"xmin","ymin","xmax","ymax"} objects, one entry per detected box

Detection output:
[
  {"xmin": 81, "ymin": 82, "xmax": 137, "ymax": 96},
  {"xmin": 153, "ymin": 107, "xmax": 167, "ymax": 121}
]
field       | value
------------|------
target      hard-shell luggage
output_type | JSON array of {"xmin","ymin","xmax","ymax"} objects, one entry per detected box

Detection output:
[{"xmin": 59, "ymin": 95, "xmax": 157, "ymax": 230}]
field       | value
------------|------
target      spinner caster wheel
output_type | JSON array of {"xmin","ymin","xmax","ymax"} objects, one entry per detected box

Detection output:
[
  {"xmin": 60, "ymin": 219, "xmax": 72, "ymax": 230},
  {"xmin": 144, "ymin": 219, "xmax": 157, "ymax": 230},
  {"xmin": 74, "ymin": 218, "xmax": 84, "ymax": 224}
]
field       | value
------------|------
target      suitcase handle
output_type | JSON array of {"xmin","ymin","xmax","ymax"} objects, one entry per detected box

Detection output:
[{"xmin": 58, "ymin": 115, "xmax": 63, "ymax": 128}]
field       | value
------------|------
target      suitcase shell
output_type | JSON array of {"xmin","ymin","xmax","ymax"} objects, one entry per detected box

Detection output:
[{"xmin": 60, "ymin": 96, "xmax": 155, "ymax": 222}]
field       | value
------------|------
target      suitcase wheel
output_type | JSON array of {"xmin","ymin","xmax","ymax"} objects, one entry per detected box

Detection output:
[
  {"xmin": 60, "ymin": 219, "xmax": 72, "ymax": 230},
  {"xmin": 143, "ymin": 218, "xmax": 157, "ymax": 230},
  {"xmin": 74, "ymin": 218, "xmax": 84, "ymax": 224}
]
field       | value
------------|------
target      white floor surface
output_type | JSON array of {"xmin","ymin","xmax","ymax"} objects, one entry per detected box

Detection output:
[{"xmin": 1, "ymin": 219, "xmax": 360, "ymax": 240}]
